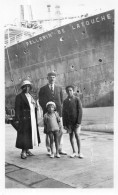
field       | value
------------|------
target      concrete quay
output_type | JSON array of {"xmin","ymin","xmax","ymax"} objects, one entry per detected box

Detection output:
[
  {"xmin": 5, "ymin": 127, "xmax": 113, "ymax": 188},
  {"xmin": 5, "ymin": 106, "xmax": 114, "ymax": 188}
]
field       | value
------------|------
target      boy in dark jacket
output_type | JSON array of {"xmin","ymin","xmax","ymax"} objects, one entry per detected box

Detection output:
[{"xmin": 63, "ymin": 85, "xmax": 84, "ymax": 158}]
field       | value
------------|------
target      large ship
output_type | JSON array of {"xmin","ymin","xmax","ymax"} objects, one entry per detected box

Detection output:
[{"xmin": 5, "ymin": 5, "xmax": 114, "ymax": 114}]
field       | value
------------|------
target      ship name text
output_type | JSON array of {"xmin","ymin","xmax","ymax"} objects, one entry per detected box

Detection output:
[
  {"xmin": 26, "ymin": 28, "xmax": 65, "ymax": 46},
  {"xmin": 71, "ymin": 14, "xmax": 111, "ymax": 29},
  {"xmin": 25, "ymin": 13, "xmax": 112, "ymax": 47}
]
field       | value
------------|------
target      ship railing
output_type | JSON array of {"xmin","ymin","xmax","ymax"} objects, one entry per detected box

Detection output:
[{"xmin": 5, "ymin": 31, "xmax": 36, "ymax": 48}]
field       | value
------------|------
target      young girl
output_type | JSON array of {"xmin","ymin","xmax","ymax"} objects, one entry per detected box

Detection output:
[
  {"xmin": 43, "ymin": 101, "xmax": 62, "ymax": 158},
  {"xmin": 63, "ymin": 85, "xmax": 84, "ymax": 158}
]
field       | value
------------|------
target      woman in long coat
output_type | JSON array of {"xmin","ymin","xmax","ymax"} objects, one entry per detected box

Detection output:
[{"xmin": 15, "ymin": 80, "xmax": 41, "ymax": 159}]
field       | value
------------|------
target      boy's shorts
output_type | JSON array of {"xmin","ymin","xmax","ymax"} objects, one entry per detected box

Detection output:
[{"xmin": 67, "ymin": 125, "xmax": 81, "ymax": 134}]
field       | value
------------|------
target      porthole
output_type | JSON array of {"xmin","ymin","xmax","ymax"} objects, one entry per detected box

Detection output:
[
  {"xmin": 82, "ymin": 31, "xmax": 85, "ymax": 34},
  {"xmin": 99, "ymin": 59, "xmax": 102, "ymax": 62}
]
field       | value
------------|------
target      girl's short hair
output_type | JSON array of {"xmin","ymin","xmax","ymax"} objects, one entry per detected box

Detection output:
[{"xmin": 65, "ymin": 85, "xmax": 74, "ymax": 92}]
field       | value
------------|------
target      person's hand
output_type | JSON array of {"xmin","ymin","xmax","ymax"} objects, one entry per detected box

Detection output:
[
  {"xmin": 59, "ymin": 126, "xmax": 63, "ymax": 132},
  {"xmin": 75, "ymin": 124, "xmax": 81, "ymax": 134},
  {"xmin": 15, "ymin": 121, "xmax": 19, "ymax": 123},
  {"xmin": 64, "ymin": 126, "xmax": 68, "ymax": 130},
  {"xmin": 75, "ymin": 124, "xmax": 81, "ymax": 128}
]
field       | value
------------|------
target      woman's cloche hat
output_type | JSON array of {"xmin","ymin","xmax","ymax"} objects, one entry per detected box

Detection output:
[{"xmin": 21, "ymin": 80, "xmax": 32, "ymax": 88}]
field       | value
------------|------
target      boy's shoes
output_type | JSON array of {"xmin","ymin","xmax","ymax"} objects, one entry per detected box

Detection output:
[
  {"xmin": 78, "ymin": 153, "xmax": 84, "ymax": 159},
  {"xmin": 70, "ymin": 153, "xmax": 77, "ymax": 158},
  {"xmin": 56, "ymin": 153, "xmax": 61, "ymax": 158},
  {"xmin": 59, "ymin": 150, "xmax": 67, "ymax": 155},
  {"xmin": 50, "ymin": 154, "xmax": 54, "ymax": 158}
]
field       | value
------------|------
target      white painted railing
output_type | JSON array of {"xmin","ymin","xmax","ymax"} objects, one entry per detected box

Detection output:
[{"xmin": 5, "ymin": 31, "xmax": 35, "ymax": 48}]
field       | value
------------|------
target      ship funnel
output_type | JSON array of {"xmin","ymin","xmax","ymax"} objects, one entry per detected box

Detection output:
[
  {"xmin": 27, "ymin": 4, "xmax": 33, "ymax": 21},
  {"xmin": 20, "ymin": 5, "xmax": 25, "ymax": 22},
  {"xmin": 47, "ymin": 4, "xmax": 51, "ymax": 29},
  {"xmin": 47, "ymin": 4, "xmax": 51, "ymax": 20},
  {"xmin": 47, "ymin": 4, "xmax": 51, "ymax": 14}
]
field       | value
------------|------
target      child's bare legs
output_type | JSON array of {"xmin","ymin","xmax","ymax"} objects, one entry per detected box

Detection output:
[
  {"xmin": 75, "ymin": 127, "xmax": 84, "ymax": 158},
  {"xmin": 48, "ymin": 132, "xmax": 54, "ymax": 156},
  {"xmin": 54, "ymin": 131, "xmax": 59, "ymax": 155},
  {"xmin": 69, "ymin": 132, "xmax": 76, "ymax": 153},
  {"xmin": 74, "ymin": 130, "xmax": 81, "ymax": 154},
  {"xmin": 46, "ymin": 134, "xmax": 50, "ymax": 152}
]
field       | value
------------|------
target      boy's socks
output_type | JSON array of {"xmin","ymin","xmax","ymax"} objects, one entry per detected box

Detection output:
[
  {"xmin": 70, "ymin": 153, "xmax": 76, "ymax": 158},
  {"xmin": 56, "ymin": 153, "xmax": 61, "ymax": 158},
  {"xmin": 78, "ymin": 153, "xmax": 84, "ymax": 158}
]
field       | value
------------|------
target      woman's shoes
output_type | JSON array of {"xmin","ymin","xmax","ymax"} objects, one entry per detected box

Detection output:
[
  {"xmin": 21, "ymin": 150, "xmax": 34, "ymax": 159},
  {"xmin": 26, "ymin": 151, "xmax": 34, "ymax": 156},
  {"xmin": 21, "ymin": 153, "xmax": 27, "ymax": 159}
]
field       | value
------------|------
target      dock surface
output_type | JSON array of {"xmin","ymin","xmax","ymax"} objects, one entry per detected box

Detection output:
[{"xmin": 5, "ymin": 124, "xmax": 113, "ymax": 188}]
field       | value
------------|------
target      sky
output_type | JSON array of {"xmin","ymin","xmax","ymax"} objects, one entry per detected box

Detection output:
[{"xmin": 2, "ymin": 0, "xmax": 116, "ymax": 25}]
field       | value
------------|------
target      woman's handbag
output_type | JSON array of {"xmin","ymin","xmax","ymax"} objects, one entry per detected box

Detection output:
[{"xmin": 10, "ymin": 118, "xmax": 22, "ymax": 132}]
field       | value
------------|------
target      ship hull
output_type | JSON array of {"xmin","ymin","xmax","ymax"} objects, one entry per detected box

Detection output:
[{"xmin": 5, "ymin": 10, "xmax": 114, "ymax": 109}]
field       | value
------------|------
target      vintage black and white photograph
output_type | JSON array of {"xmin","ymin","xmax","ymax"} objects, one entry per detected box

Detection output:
[{"xmin": 2, "ymin": 0, "xmax": 117, "ymax": 192}]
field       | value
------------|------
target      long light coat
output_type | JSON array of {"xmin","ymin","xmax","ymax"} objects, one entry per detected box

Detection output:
[{"xmin": 15, "ymin": 92, "xmax": 41, "ymax": 149}]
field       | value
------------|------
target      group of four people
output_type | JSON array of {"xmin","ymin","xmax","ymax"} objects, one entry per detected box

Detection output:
[{"xmin": 14, "ymin": 71, "xmax": 84, "ymax": 159}]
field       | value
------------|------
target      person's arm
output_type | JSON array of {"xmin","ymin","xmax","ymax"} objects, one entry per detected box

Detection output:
[
  {"xmin": 55, "ymin": 112, "xmax": 62, "ymax": 131},
  {"xmin": 62, "ymin": 101, "xmax": 68, "ymax": 128},
  {"xmin": 76, "ymin": 97, "xmax": 82, "ymax": 127},
  {"xmin": 43, "ymin": 115, "xmax": 47, "ymax": 134},
  {"xmin": 60, "ymin": 87, "xmax": 63, "ymax": 105},
  {"xmin": 15, "ymin": 95, "xmax": 21, "ymax": 122},
  {"xmin": 39, "ymin": 87, "xmax": 47, "ymax": 113},
  {"xmin": 38, "ymin": 88, "xmax": 44, "ymax": 109},
  {"xmin": 36, "ymin": 100, "xmax": 42, "ymax": 126}
]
